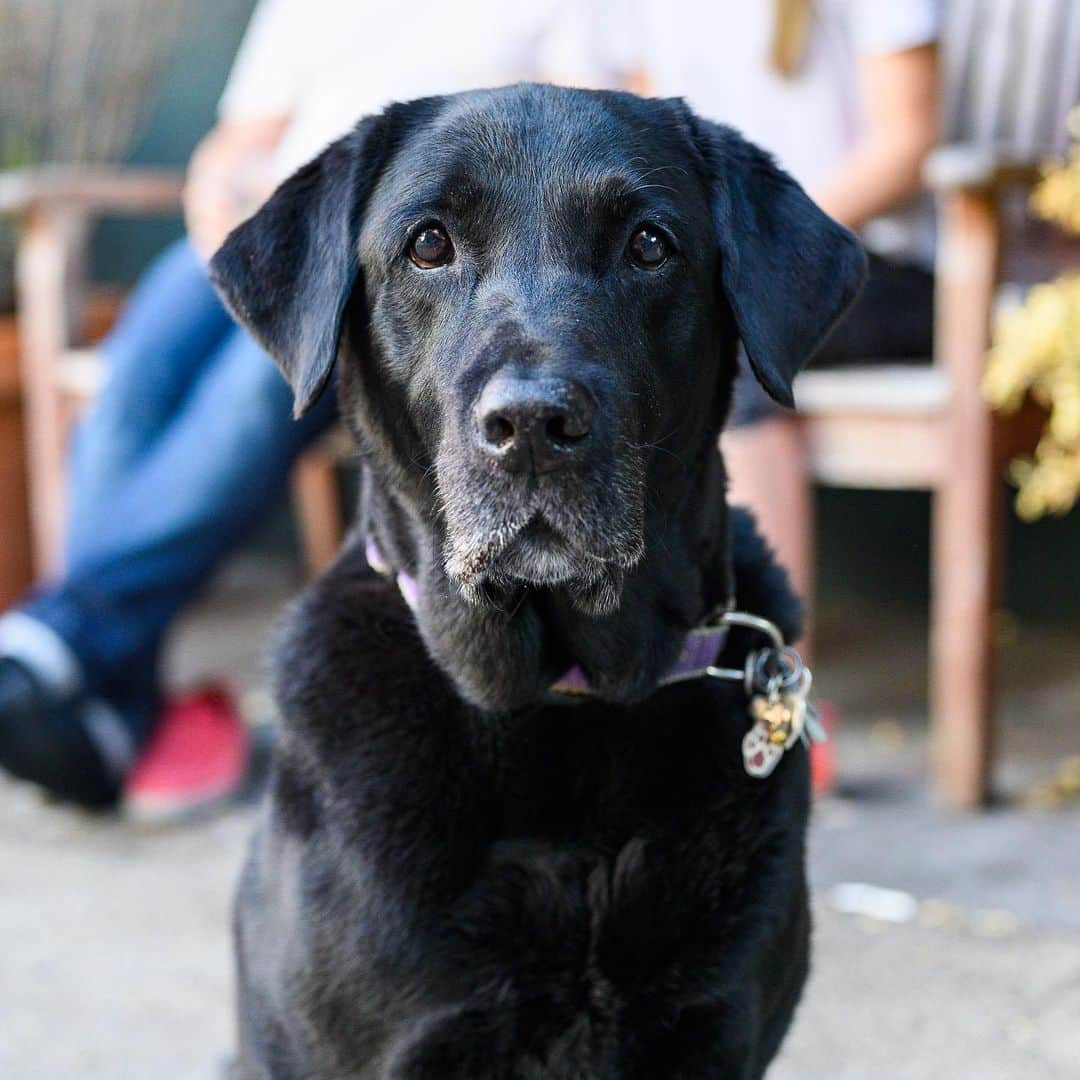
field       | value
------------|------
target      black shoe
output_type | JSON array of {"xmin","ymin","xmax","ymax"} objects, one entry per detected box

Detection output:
[{"xmin": 0, "ymin": 657, "xmax": 122, "ymax": 808}]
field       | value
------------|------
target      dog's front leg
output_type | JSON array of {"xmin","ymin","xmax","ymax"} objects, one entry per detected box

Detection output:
[{"xmin": 273, "ymin": 543, "xmax": 500, "ymax": 901}]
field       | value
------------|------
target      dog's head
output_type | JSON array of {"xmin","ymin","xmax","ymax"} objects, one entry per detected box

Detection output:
[{"xmin": 212, "ymin": 85, "xmax": 863, "ymax": 702}]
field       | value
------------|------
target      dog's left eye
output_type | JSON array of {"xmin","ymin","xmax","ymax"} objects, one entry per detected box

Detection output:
[
  {"xmin": 628, "ymin": 225, "xmax": 670, "ymax": 270},
  {"xmin": 409, "ymin": 224, "xmax": 453, "ymax": 269}
]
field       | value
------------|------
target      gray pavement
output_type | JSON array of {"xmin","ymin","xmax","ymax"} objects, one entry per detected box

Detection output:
[{"xmin": 1, "ymin": 555, "xmax": 1078, "ymax": 1079}]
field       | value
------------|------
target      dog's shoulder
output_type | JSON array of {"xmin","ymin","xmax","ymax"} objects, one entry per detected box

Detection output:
[{"xmin": 272, "ymin": 537, "xmax": 446, "ymax": 716}]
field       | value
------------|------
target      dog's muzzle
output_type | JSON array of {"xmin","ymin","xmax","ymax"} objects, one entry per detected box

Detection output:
[{"xmin": 435, "ymin": 368, "xmax": 644, "ymax": 610}]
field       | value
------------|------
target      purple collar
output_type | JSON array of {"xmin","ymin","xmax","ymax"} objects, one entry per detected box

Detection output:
[
  {"xmin": 365, "ymin": 540, "xmax": 730, "ymax": 698},
  {"xmin": 548, "ymin": 627, "xmax": 730, "ymax": 697},
  {"xmin": 363, "ymin": 541, "xmax": 825, "ymax": 779}
]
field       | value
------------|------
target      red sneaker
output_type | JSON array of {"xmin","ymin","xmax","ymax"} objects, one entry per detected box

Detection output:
[
  {"xmin": 123, "ymin": 684, "xmax": 250, "ymax": 823},
  {"xmin": 811, "ymin": 701, "xmax": 837, "ymax": 797}
]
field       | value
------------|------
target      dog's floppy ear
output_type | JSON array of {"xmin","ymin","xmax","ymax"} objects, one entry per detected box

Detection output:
[
  {"xmin": 209, "ymin": 113, "xmax": 392, "ymax": 417},
  {"xmin": 693, "ymin": 118, "xmax": 867, "ymax": 407}
]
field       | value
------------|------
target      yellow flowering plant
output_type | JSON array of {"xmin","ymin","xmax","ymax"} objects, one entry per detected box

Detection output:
[{"xmin": 984, "ymin": 107, "xmax": 1080, "ymax": 520}]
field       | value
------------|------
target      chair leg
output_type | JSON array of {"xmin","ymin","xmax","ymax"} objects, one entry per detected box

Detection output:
[
  {"xmin": 929, "ymin": 187, "xmax": 1003, "ymax": 809},
  {"xmin": 14, "ymin": 206, "xmax": 87, "ymax": 576},
  {"xmin": 290, "ymin": 447, "xmax": 343, "ymax": 578},
  {"xmin": 722, "ymin": 416, "xmax": 816, "ymax": 660},
  {"xmin": 931, "ymin": 443, "xmax": 1004, "ymax": 808}
]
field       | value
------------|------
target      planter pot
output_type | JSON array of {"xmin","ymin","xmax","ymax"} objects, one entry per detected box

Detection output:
[{"xmin": 0, "ymin": 317, "xmax": 33, "ymax": 608}]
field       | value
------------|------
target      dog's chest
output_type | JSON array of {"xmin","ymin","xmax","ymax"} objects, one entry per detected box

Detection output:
[
  {"xmin": 252, "ymin": 667, "xmax": 808, "ymax": 1076},
  {"xmin": 364, "ymin": 712, "xmax": 794, "ymax": 1076},
  {"xmin": 423, "ymin": 701, "xmax": 778, "ymax": 986}
]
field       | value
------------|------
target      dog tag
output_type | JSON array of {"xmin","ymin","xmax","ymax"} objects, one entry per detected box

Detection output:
[
  {"xmin": 741, "ymin": 653, "xmax": 810, "ymax": 778},
  {"xmin": 742, "ymin": 719, "xmax": 786, "ymax": 778}
]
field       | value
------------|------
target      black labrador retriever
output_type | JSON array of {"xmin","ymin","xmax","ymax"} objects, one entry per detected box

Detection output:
[{"xmin": 211, "ymin": 83, "xmax": 865, "ymax": 1079}]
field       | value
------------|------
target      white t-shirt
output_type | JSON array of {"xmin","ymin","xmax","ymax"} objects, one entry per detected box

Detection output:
[
  {"xmin": 220, "ymin": 0, "xmax": 940, "ymax": 265},
  {"xmin": 218, "ymin": 0, "xmax": 593, "ymax": 180},
  {"xmin": 585, "ymin": 0, "xmax": 942, "ymax": 266}
]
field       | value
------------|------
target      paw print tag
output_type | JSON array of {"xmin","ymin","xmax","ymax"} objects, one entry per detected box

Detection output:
[{"xmin": 742, "ymin": 720, "xmax": 785, "ymax": 777}]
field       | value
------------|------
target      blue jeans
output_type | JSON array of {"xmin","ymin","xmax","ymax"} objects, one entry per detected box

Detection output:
[{"xmin": 21, "ymin": 239, "xmax": 337, "ymax": 738}]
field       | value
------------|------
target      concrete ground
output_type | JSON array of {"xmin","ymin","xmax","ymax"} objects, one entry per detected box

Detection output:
[{"xmin": 1, "ymin": 555, "xmax": 1078, "ymax": 1079}]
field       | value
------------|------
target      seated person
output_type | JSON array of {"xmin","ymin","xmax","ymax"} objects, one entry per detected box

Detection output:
[
  {"xmin": 0, "ymin": 0, "xmax": 606, "ymax": 812},
  {"xmin": 608, "ymin": 0, "xmax": 941, "ymax": 648},
  {"xmin": 1, "ymin": 0, "xmax": 939, "ymax": 814}
]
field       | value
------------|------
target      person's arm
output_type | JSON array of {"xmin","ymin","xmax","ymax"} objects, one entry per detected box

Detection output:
[
  {"xmin": 184, "ymin": 0, "xmax": 307, "ymax": 260},
  {"xmin": 812, "ymin": 42, "xmax": 939, "ymax": 231},
  {"xmin": 183, "ymin": 114, "xmax": 289, "ymax": 262}
]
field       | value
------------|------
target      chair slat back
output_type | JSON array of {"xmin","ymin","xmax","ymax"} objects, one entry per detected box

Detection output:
[{"xmin": 943, "ymin": 0, "xmax": 1080, "ymax": 158}]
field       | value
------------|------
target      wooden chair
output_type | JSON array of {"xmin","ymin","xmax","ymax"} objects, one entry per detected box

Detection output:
[
  {"xmin": 793, "ymin": 0, "xmax": 1080, "ymax": 808},
  {"xmin": 0, "ymin": 166, "xmax": 346, "ymax": 582}
]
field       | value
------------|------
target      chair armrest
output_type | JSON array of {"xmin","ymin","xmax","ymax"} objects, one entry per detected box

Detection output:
[
  {"xmin": 923, "ymin": 144, "xmax": 1043, "ymax": 193},
  {"xmin": 0, "ymin": 166, "xmax": 184, "ymax": 217}
]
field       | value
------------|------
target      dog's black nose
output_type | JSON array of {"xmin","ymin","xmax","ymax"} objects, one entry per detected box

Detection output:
[{"xmin": 476, "ymin": 373, "xmax": 595, "ymax": 473}]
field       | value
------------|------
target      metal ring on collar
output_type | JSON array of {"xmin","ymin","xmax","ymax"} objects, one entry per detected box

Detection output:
[
  {"xmin": 719, "ymin": 610, "xmax": 785, "ymax": 650},
  {"xmin": 751, "ymin": 647, "xmax": 804, "ymax": 691}
]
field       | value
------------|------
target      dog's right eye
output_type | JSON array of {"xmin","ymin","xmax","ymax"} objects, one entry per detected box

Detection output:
[
  {"xmin": 628, "ymin": 225, "xmax": 670, "ymax": 270},
  {"xmin": 408, "ymin": 224, "xmax": 453, "ymax": 269}
]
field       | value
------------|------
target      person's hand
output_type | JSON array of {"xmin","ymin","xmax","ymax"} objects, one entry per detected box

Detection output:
[
  {"xmin": 183, "ymin": 117, "xmax": 287, "ymax": 262},
  {"xmin": 183, "ymin": 134, "xmax": 243, "ymax": 262}
]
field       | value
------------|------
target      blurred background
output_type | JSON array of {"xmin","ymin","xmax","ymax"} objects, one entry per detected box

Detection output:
[{"xmin": 0, "ymin": 1, "xmax": 1077, "ymax": 1077}]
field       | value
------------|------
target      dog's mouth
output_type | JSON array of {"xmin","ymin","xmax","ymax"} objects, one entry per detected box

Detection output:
[
  {"xmin": 444, "ymin": 514, "xmax": 630, "ymax": 617},
  {"xmin": 442, "ymin": 504, "xmax": 643, "ymax": 616},
  {"xmin": 500, "ymin": 518, "xmax": 576, "ymax": 576},
  {"xmin": 493, "ymin": 516, "xmax": 622, "ymax": 594}
]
